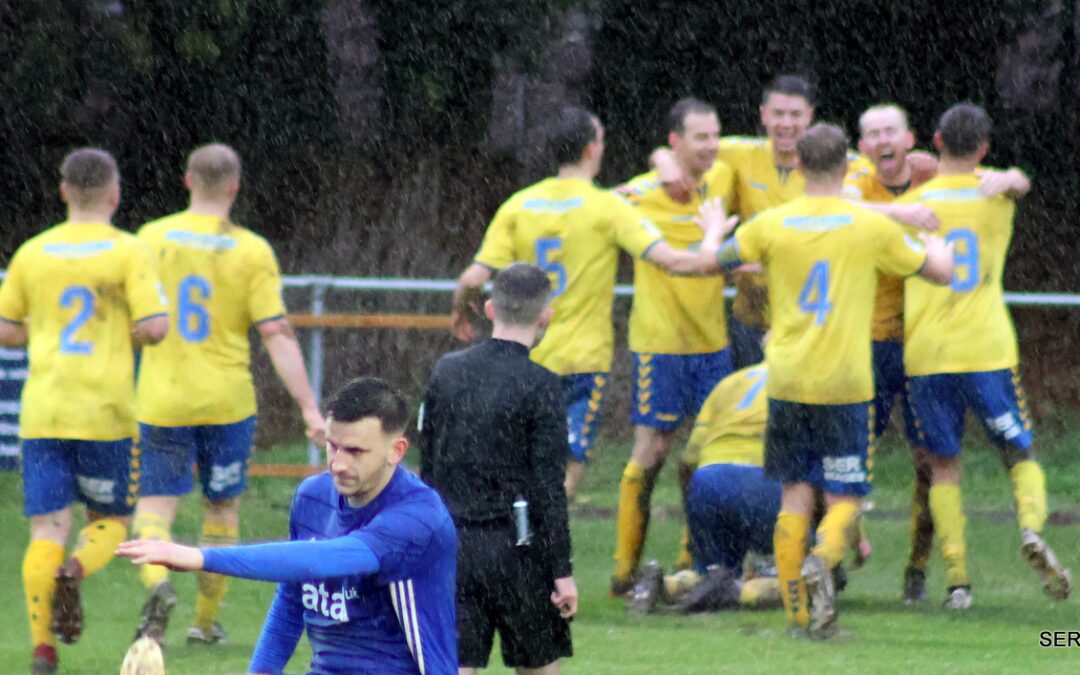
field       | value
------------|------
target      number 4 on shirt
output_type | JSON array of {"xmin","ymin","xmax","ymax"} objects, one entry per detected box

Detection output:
[{"xmin": 798, "ymin": 261, "xmax": 832, "ymax": 326}]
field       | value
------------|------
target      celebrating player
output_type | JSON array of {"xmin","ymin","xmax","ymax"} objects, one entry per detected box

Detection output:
[
  {"xmin": 609, "ymin": 98, "xmax": 734, "ymax": 595},
  {"xmin": 698, "ymin": 124, "xmax": 953, "ymax": 638},
  {"xmin": 0, "ymin": 148, "xmax": 168, "ymax": 674},
  {"xmin": 452, "ymin": 106, "xmax": 710, "ymax": 499},
  {"xmin": 120, "ymin": 377, "xmax": 458, "ymax": 675},
  {"xmin": 897, "ymin": 104, "xmax": 1071, "ymax": 609},
  {"xmin": 130, "ymin": 144, "xmax": 325, "ymax": 645}
]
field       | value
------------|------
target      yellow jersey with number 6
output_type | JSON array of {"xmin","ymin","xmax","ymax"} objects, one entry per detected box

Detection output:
[
  {"xmin": 474, "ymin": 176, "xmax": 662, "ymax": 375},
  {"xmin": 0, "ymin": 222, "xmax": 167, "ymax": 440},
  {"xmin": 734, "ymin": 196, "xmax": 926, "ymax": 404},
  {"xmin": 682, "ymin": 365, "xmax": 768, "ymax": 470},
  {"xmin": 136, "ymin": 212, "xmax": 287, "ymax": 426},
  {"xmin": 896, "ymin": 174, "xmax": 1019, "ymax": 376}
]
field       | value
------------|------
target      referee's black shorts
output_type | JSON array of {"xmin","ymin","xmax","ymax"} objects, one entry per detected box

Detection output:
[{"xmin": 456, "ymin": 524, "xmax": 572, "ymax": 669}]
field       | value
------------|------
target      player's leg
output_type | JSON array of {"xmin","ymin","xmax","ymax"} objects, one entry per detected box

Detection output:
[
  {"xmin": 189, "ymin": 417, "xmax": 255, "ymax": 642},
  {"xmin": 456, "ymin": 526, "xmax": 500, "ymax": 674},
  {"xmin": 496, "ymin": 539, "xmax": 571, "ymax": 675},
  {"xmin": 561, "ymin": 373, "xmax": 607, "ymax": 500},
  {"xmin": 21, "ymin": 439, "xmax": 76, "ymax": 670},
  {"xmin": 968, "ymin": 368, "xmax": 1070, "ymax": 599},
  {"xmin": 132, "ymin": 423, "xmax": 197, "ymax": 642},
  {"xmin": 612, "ymin": 354, "xmax": 680, "ymax": 594},
  {"xmin": 909, "ymin": 374, "xmax": 971, "ymax": 607}
]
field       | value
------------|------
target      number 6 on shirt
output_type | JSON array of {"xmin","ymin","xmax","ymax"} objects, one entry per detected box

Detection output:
[{"xmin": 798, "ymin": 261, "xmax": 833, "ymax": 325}]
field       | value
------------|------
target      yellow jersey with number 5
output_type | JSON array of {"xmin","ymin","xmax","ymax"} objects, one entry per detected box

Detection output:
[
  {"xmin": 617, "ymin": 160, "xmax": 733, "ymax": 354},
  {"xmin": 136, "ymin": 212, "xmax": 287, "ymax": 426},
  {"xmin": 0, "ymin": 222, "xmax": 167, "ymax": 440},
  {"xmin": 896, "ymin": 174, "xmax": 1019, "ymax": 376},
  {"xmin": 473, "ymin": 177, "xmax": 662, "ymax": 375},
  {"xmin": 734, "ymin": 196, "xmax": 926, "ymax": 404},
  {"xmin": 682, "ymin": 365, "xmax": 768, "ymax": 470}
]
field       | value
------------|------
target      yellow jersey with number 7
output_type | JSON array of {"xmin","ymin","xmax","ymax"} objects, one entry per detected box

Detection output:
[
  {"xmin": 473, "ymin": 176, "xmax": 662, "ymax": 375},
  {"xmin": 682, "ymin": 365, "xmax": 769, "ymax": 470}
]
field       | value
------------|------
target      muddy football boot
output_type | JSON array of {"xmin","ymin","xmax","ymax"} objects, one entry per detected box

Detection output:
[{"xmin": 49, "ymin": 560, "xmax": 84, "ymax": 644}]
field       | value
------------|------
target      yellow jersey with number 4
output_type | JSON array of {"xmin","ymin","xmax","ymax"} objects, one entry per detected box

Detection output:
[
  {"xmin": 734, "ymin": 196, "xmax": 926, "ymax": 404},
  {"xmin": 136, "ymin": 212, "xmax": 287, "ymax": 426},
  {"xmin": 0, "ymin": 222, "xmax": 167, "ymax": 440},
  {"xmin": 474, "ymin": 176, "xmax": 662, "ymax": 375},
  {"xmin": 682, "ymin": 365, "xmax": 768, "ymax": 470},
  {"xmin": 617, "ymin": 161, "xmax": 733, "ymax": 354},
  {"xmin": 897, "ymin": 174, "xmax": 1019, "ymax": 376}
]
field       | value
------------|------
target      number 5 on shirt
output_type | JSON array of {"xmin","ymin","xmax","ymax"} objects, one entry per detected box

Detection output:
[
  {"xmin": 798, "ymin": 261, "xmax": 832, "ymax": 325},
  {"xmin": 535, "ymin": 238, "xmax": 567, "ymax": 297}
]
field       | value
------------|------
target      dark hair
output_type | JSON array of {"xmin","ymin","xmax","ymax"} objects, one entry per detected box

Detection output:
[
  {"xmin": 666, "ymin": 98, "xmax": 717, "ymax": 135},
  {"xmin": 492, "ymin": 263, "xmax": 551, "ymax": 326},
  {"xmin": 796, "ymin": 123, "xmax": 849, "ymax": 176},
  {"xmin": 762, "ymin": 74, "xmax": 815, "ymax": 107},
  {"xmin": 548, "ymin": 106, "xmax": 598, "ymax": 166},
  {"xmin": 61, "ymin": 148, "xmax": 118, "ymax": 192},
  {"xmin": 326, "ymin": 377, "xmax": 409, "ymax": 434},
  {"xmin": 937, "ymin": 103, "xmax": 992, "ymax": 157}
]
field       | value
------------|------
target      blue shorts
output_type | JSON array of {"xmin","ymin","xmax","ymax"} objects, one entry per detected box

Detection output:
[
  {"xmin": 562, "ymin": 374, "xmax": 607, "ymax": 464},
  {"xmin": 873, "ymin": 340, "xmax": 919, "ymax": 445},
  {"xmin": 764, "ymin": 400, "xmax": 874, "ymax": 497},
  {"xmin": 22, "ymin": 438, "xmax": 138, "ymax": 517},
  {"xmin": 729, "ymin": 317, "xmax": 766, "ymax": 370},
  {"xmin": 686, "ymin": 463, "xmax": 781, "ymax": 574},
  {"xmin": 631, "ymin": 349, "xmax": 734, "ymax": 431},
  {"xmin": 907, "ymin": 368, "xmax": 1033, "ymax": 460},
  {"xmin": 139, "ymin": 416, "xmax": 256, "ymax": 501}
]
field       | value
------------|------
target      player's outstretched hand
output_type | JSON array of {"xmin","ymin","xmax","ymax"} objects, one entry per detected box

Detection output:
[
  {"xmin": 551, "ymin": 576, "xmax": 578, "ymax": 619},
  {"xmin": 117, "ymin": 539, "xmax": 205, "ymax": 572},
  {"xmin": 694, "ymin": 198, "xmax": 739, "ymax": 251},
  {"xmin": 651, "ymin": 148, "xmax": 694, "ymax": 204},
  {"xmin": 890, "ymin": 203, "xmax": 940, "ymax": 232},
  {"xmin": 303, "ymin": 406, "xmax": 327, "ymax": 447}
]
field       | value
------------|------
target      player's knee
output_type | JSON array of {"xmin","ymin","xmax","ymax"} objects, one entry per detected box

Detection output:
[{"xmin": 203, "ymin": 496, "xmax": 240, "ymax": 521}]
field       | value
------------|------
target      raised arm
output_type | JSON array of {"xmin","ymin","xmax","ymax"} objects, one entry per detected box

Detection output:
[
  {"xmin": 257, "ymin": 318, "xmax": 326, "ymax": 446},
  {"xmin": 856, "ymin": 201, "xmax": 940, "ymax": 232},
  {"xmin": 452, "ymin": 263, "xmax": 493, "ymax": 342},
  {"xmin": 979, "ymin": 167, "xmax": 1031, "ymax": 198}
]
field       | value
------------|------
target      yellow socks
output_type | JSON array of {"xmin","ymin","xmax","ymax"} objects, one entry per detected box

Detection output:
[
  {"xmin": 192, "ymin": 521, "xmax": 238, "ymax": 632},
  {"xmin": 132, "ymin": 513, "xmax": 172, "ymax": 589},
  {"xmin": 811, "ymin": 500, "xmax": 859, "ymax": 569},
  {"xmin": 739, "ymin": 577, "xmax": 782, "ymax": 608},
  {"xmin": 908, "ymin": 459, "xmax": 934, "ymax": 571},
  {"xmin": 71, "ymin": 518, "xmax": 127, "ymax": 578},
  {"xmin": 774, "ymin": 511, "xmax": 810, "ymax": 629},
  {"xmin": 23, "ymin": 540, "xmax": 65, "ymax": 648},
  {"xmin": 929, "ymin": 483, "xmax": 969, "ymax": 587},
  {"xmin": 1009, "ymin": 460, "xmax": 1047, "ymax": 533},
  {"xmin": 613, "ymin": 460, "xmax": 656, "ymax": 581}
]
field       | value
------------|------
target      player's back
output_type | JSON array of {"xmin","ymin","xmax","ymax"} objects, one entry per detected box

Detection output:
[
  {"xmin": 618, "ymin": 162, "xmax": 732, "ymax": 354},
  {"xmin": 899, "ymin": 174, "xmax": 1019, "ymax": 376},
  {"xmin": 735, "ymin": 196, "xmax": 925, "ymax": 404},
  {"xmin": 684, "ymin": 365, "xmax": 768, "ymax": 469},
  {"xmin": 474, "ymin": 176, "xmax": 659, "ymax": 375},
  {"xmin": 0, "ymin": 222, "xmax": 164, "ymax": 440},
  {"xmin": 137, "ymin": 212, "xmax": 285, "ymax": 425}
]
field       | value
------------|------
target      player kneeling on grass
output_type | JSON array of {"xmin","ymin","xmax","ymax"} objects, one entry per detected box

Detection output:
[{"xmin": 120, "ymin": 377, "xmax": 458, "ymax": 675}]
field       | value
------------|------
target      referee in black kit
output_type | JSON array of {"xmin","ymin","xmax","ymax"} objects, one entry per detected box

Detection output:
[{"xmin": 420, "ymin": 263, "xmax": 577, "ymax": 674}]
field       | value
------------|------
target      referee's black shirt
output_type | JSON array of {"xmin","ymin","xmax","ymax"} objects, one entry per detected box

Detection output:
[{"xmin": 419, "ymin": 338, "xmax": 572, "ymax": 578}]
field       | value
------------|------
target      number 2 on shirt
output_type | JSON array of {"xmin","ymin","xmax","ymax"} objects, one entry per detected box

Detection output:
[
  {"xmin": 177, "ymin": 275, "xmax": 211, "ymax": 342},
  {"xmin": 798, "ymin": 261, "xmax": 832, "ymax": 325},
  {"xmin": 59, "ymin": 285, "xmax": 95, "ymax": 355},
  {"xmin": 535, "ymin": 238, "xmax": 567, "ymax": 297}
]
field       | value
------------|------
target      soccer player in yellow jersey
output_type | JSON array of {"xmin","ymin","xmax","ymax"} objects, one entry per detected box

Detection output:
[
  {"xmin": 0, "ymin": 149, "xmax": 168, "ymax": 674},
  {"xmin": 846, "ymin": 103, "xmax": 1033, "ymax": 603},
  {"xmin": 453, "ymin": 107, "xmax": 710, "ymax": 500},
  {"xmin": 130, "ymin": 144, "xmax": 325, "ymax": 646},
  {"xmin": 608, "ymin": 98, "xmax": 734, "ymax": 595},
  {"xmin": 699, "ymin": 124, "xmax": 953, "ymax": 639},
  {"xmin": 898, "ymin": 104, "xmax": 1070, "ymax": 609}
]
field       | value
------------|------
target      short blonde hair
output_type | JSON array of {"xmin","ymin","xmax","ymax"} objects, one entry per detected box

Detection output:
[
  {"xmin": 60, "ymin": 148, "xmax": 118, "ymax": 207},
  {"xmin": 186, "ymin": 143, "xmax": 241, "ymax": 195}
]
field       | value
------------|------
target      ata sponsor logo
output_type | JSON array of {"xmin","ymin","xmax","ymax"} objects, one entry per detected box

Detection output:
[{"xmin": 301, "ymin": 582, "xmax": 357, "ymax": 622}]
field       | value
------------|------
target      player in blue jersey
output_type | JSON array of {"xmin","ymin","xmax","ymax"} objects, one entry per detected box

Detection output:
[{"xmin": 120, "ymin": 377, "xmax": 458, "ymax": 675}]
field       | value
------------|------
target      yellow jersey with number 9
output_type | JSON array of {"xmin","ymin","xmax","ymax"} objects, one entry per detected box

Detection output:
[
  {"xmin": 617, "ymin": 160, "xmax": 733, "ymax": 354},
  {"xmin": 136, "ymin": 212, "xmax": 287, "ymax": 426},
  {"xmin": 734, "ymin": 196, "xmax": 926, "ymax": 404},
  {"xmin": 682, "ymin": 365, "xmax": 768, "ymax": 470},
  {"xmin": 0, "ymin": 222, "xmax": 167, "ymax": 440},
  {"xmin": 896, "ymin": 174, "xmax": 1019, "ymax": 376},
  {"xmin": 474, "ymin": 177, "xmax": 662, "ymax": 375}
]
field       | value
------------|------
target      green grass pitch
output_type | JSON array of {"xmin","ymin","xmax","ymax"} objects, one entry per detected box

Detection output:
[{"xmin": 1, "ymin": 431, "xmax": 1078, "ymax": 674}]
